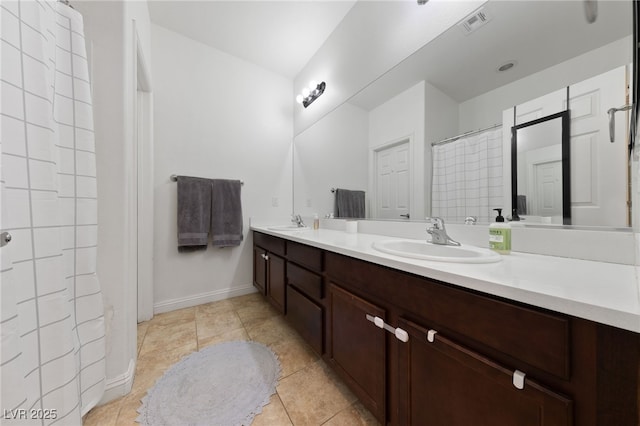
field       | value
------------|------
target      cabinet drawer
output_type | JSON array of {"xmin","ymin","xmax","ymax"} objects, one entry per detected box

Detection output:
[
  {"xmin": 253, "ymin": 232, "xmax": 285, "ymax": 256},
  {"xmin": 287, "ymin": 241, "xmax": 323, "ymax": 272},
  {"xmin": 326, "ymin": 252, "xmax": 570, "ymax": 379},
  {"xmin": 286, "ymin": 286, "xmax": 323, "ymax": 354},
  {"xmin": 287, "ymin": 262, "xmax": 323, "ymax": 301}
]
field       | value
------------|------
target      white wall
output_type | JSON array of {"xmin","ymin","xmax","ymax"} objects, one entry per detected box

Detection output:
[
  {"xmin": 75, "ymin": 0, "xmax": 152, "ymax": 403},
  {"xmin": 369, "ymin": 81, "xmax": 426, "ymax": 221},
  {"xmin": 293, "ymin": 102, "xmax": 368, "ymax": 218},
  {"xmin": 459, "ymin": 36, "xmax": 632, "ymax": 132},
  {"xmin": 294, "ymin": 1, "xmax": 484, "ymax": 135},
  {"xmin": 151, "ymin": 24, "xmax": 293, "ymax": 311}
]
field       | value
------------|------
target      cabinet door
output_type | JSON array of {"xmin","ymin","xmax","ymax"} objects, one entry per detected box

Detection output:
[
  {"xmin": 267, "ymin": 253, "xmax": 286, "ymax": 313},
  {"xmin": 328, "ymin": 283, "xmax": 386, "ymax": 423},
  {"xmin": 287, "ymin": 285, "xmax": 323, "ymax": 354},
  {"xmin": 397, "ymin": 318, "xmax": 573, "ymax": 426},
  {"xmin": 253, "ymin": 247, "xmax": 267, "ymax": 295}
]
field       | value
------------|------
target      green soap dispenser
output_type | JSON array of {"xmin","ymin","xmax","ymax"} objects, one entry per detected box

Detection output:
[{"xmin": 489, "ymin": 208, "xmax": 511, "ymax": 254}]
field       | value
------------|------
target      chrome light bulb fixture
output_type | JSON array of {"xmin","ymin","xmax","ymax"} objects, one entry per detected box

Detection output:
[{"xmin": 296, "ymin": 81, "xmax": 326, "ymax": 108}]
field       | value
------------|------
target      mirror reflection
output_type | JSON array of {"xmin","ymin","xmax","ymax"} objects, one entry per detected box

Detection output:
[
  {"xmin": 293, "ymin": 0, "xmax": 633, "ymax": 228},
  {"xmin": 512, "ymin": 111, "xmax": 570, "ymax": 225}
]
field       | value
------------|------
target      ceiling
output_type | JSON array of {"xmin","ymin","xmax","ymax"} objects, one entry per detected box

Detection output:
[
  {"xmin": 147, "ymin": 0, "xmax": 357, "ymax": 79},
  {"xmin": 348, "ymin": 0, "xmax": 632, "ymax": 109}
]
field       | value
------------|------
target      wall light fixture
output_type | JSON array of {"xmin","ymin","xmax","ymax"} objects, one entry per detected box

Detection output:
[{"xmin": 296, "ymin": 81, "xmax": 326, "ymax": 108}]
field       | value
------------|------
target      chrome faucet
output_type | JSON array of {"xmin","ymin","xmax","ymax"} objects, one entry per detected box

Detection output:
[
  {"xmin": 464, "ymin": 216, "xmax": 477, "ymax": 225},
  {"xmin": 426, "ymin": 217, "xmax": 461, "ymax": 246},
  {"xmin": 291, "ymin": 214, "xmax": 306, "ymax": 228}
]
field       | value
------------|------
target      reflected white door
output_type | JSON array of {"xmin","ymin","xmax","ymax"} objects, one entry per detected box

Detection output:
[
  {"xmin": 534, "ymin": 160, "xmax": 563, "ymax": 218},
  {"xmin": 569, "ymin": 66, "xmax": 628, "ymax": 226},
  {"xmin": 376, "ymin": 141, "xmax": 410, "ymax": 219}
]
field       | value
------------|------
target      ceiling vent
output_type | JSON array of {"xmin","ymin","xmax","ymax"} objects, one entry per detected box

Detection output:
[{"xmin": 458, "ymin": 8, "xmax": 491, "ymax": 35}]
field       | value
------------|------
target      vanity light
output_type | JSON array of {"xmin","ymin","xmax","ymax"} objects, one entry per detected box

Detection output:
[{"xmin": 296, "ymin": 81, "xmax": 326, "ymax": 108}]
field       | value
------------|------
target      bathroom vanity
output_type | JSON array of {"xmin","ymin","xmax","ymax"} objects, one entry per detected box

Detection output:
[{"xmin": 251, "ymin": 227, "xmax": 639, "ymax": 425}]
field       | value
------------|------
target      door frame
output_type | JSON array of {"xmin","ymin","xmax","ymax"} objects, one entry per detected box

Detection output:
[{"xmin": 134, "ymin": 22, "xmax": 154, "ymax": 322}]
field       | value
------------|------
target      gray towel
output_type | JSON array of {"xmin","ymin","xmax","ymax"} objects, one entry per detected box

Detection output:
[
  {"xmin": 177, "ymin": 176, "xmax": 211, "ymax": 251},
  {"xmin": 211, "ymin": 179, "xmax": 243, "ymax": 247},
  {"xmin": 334, "ymin": 188, "xmax": 365, "ymax": 218},
  {"xmin": 517, "ymin": 195, "xmax": 527, "ymax": 215}
]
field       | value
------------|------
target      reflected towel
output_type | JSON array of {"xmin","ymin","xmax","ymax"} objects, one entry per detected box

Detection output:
[
  {"xmin": 334, "ymin": 188, "xmax": 365, "ymax": 218},
  {"xmin": 517, "ymin": 195, "xmax": 527, "ymax": 215},
  {"xmin": 211, "ymin": 179, "xmax": 243, "ymax": 247},
  {"xmin": 177, "ymin": 176, "xmax": 211, "ymax": 251}
]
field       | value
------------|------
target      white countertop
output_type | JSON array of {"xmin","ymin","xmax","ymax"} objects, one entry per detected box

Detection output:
[{"xmin": 250, "ymin": 225, "xmax": 640, "ymax": 333}]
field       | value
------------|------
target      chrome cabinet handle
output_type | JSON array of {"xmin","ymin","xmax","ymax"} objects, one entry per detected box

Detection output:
[
  {"xmin": 1, "ymin": 232, "xmax": 11, "ymax": 248},
  {"xmin": 261, "ymin": 253, "xmax": 269, "ymax": 261}
]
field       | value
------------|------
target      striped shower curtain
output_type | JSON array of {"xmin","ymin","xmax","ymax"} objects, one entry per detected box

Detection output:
[
  {"xmin": 431, "ymin": 127, "xmax": 504, "ymax": 224},
  {"xmin": 1, "ymin": 0, "xmax": 105, "ymax": 424}
]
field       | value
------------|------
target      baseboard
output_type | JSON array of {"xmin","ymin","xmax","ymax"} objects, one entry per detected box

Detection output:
[
  {"xmin": 153, "ymin": 284, "xmax": 257, "ymax": 314},
  {"xmin": 99, "ymin": 358, "xmax": 135, "ymax": 405}
]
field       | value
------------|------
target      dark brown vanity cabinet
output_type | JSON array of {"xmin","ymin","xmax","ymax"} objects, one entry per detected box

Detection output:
[
  {"xmin": 252, "ymin": 231, "xmax": 640, "ymax": 425},
  {"xmin": 253, "ymin": 233, "xmax": 286, "ymax": 313},
  {"xmin": 396, "ymin": 318, "xmax": 572, "ymax": 425}
]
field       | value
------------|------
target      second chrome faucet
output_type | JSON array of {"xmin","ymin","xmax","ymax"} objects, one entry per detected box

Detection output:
[{"xmin": 426, "ymin": 217, "xmax": 461, "ymax": 246}]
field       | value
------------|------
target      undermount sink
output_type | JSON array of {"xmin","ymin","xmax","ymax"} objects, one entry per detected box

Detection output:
[
  {"xmin": 371, "ymin": 239, "xmax": 502, "ymax": 263},
  {"xmin": 267, "ymin": 225, "xmax": 310, "ymax": 231}
]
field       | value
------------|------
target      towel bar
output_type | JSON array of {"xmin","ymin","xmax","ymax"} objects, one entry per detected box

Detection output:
[{"xmin": 170, "ymin": 174, "xmax": 244, "ymax": 185}]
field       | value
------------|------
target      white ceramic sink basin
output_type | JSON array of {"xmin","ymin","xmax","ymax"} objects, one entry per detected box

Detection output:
[
  {"xmin": 372, "ymin": 239, "xmax": 501, "ymax": 263},
  {"xmin": 267, "ymin": 225, "xmax": 310, "ymax": 231}
]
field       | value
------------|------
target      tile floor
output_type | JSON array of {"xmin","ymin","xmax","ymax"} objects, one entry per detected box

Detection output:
[{"xmin": 83, "ymin": 293, "xmax": 379, "ymax": 425}]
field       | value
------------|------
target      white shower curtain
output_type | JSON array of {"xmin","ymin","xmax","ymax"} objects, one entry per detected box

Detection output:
[
  {"xmin": 431, "ymin": 127, "xmax": 504, "ymax": 224},
  {"xmin": 1, "ymin": 0, "xmax": 105, "ymax": 424}
]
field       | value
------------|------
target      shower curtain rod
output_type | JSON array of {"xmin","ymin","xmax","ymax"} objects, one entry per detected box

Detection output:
[{"xmin": 431, "ymin": 123, "xmax": 502, "ymax": 147}]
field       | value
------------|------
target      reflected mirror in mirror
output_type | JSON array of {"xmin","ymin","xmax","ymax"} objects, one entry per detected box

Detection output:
[
  {"xmin": 511, "ymin": 111, "xmax": 570, "ymax": 225},
  {"xmin": 292, "ymin": 0, "xmax": 633, "ymax": 228}
]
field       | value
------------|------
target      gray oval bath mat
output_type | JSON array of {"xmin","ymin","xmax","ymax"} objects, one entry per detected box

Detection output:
[{"xmin": 137, "ymin": 341, "xmax": 281, "ymax": 426}]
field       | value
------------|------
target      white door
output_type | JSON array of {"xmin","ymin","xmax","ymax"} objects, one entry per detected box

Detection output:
[
  {"xmin": 376, "ymin": 141, "xmax": 410, "ymax": 219},
  {"xmin": 569, "ymin": 66, "xmax": 628, "ymax": 227},
  {"xmin": 534, "ymin": 160, "xmax": 563, "ymax": 218},
  {"xmin": 508, "ymin": 66, "xmax": 628, "ymax": 226}
]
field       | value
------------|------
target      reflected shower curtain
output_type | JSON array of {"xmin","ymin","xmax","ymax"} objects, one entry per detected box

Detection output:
[
  {"xmin": 1, "ymin": 0, "xmax": 105, "ymax": 424},
  {"xmin": 431, "ymin": 128, "xmax": 503, "ymax": 224}
]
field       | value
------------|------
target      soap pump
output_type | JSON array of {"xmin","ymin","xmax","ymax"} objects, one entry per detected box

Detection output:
[{"xmin": 489, "ymin": 208, "xmax": 511, "ymax": 254}]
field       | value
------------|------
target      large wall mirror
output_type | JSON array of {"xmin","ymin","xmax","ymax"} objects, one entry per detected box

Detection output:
[
  {"xmin": 511, "ymin": 111, "xmax": 570, "ymax": 225},
  {"xmin": 293, "ymin": 0, "xmax": 634, "ymax": 229}
]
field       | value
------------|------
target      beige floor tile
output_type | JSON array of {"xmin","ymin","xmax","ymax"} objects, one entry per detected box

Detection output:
[
  {"xmin": 236, "ymin": 299, "xmax": 281, "ymax": 329},
  {"xmin": 323, "ymin": 401, "xmax": 380, "ymax": 426},
  {"xmin": 246, "ymin": 315, "xmax": 299, "ymax": 346},
  {"xmin": 267, "ymin": 335, "xmax": 319, "ymax": 379},
  {"xmin": 88, "ymin": 294, "xmax": 370, "ymax": 426},
  {"xmin": 139, "ymin": 321, "xmax": 197, "ymax": 356},
  {"xmin": 251, "ymin": 393, "xmax": 293, "ymax": 426},
  {"xmin": 196, "ymin": 310, "xmax": 245, "ymax": 340},
  {"xmin": 195, "ymin": 298, "xmax": 237, "ymax": 318},
  {"xmin": 198, "ymin": 327, "xmax": 250, "ymax": 349},
  {"xmin": 148, "ymin": 306, "xmax": 196, "ymax": 328},
  {"xmin": 137, "ymin": 321, "xmax": 150, "ymax": 356},
  {"xmin": 229, "ymin": 292, "xmax": 264, "ymax": 309},
  {"xmin": 277, "ymin": 360, "xmax": 357, "ymax": 425},
  {"xmin": 115, "ymin": 398, "xmax": 142, "ymax": 426},
  {"xmin": 83, "ymin": 398, "xmax": 122, "ymax": 426}
]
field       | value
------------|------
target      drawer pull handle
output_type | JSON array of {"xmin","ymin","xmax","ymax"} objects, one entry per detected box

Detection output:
[
  {"xmin": 512, "ymin": 370, "xmax": 526, "ymax": 390},
  {"xmin": 262, "ymin": 254, "xmax": 269, "ymax": 261},
  {"xmin": 427, "ymin": 329, "xmax": 437, "ymax": 343},
  {"xmin": 365, "ymin": 315, "xmax": 410, "ymax": 342}
]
